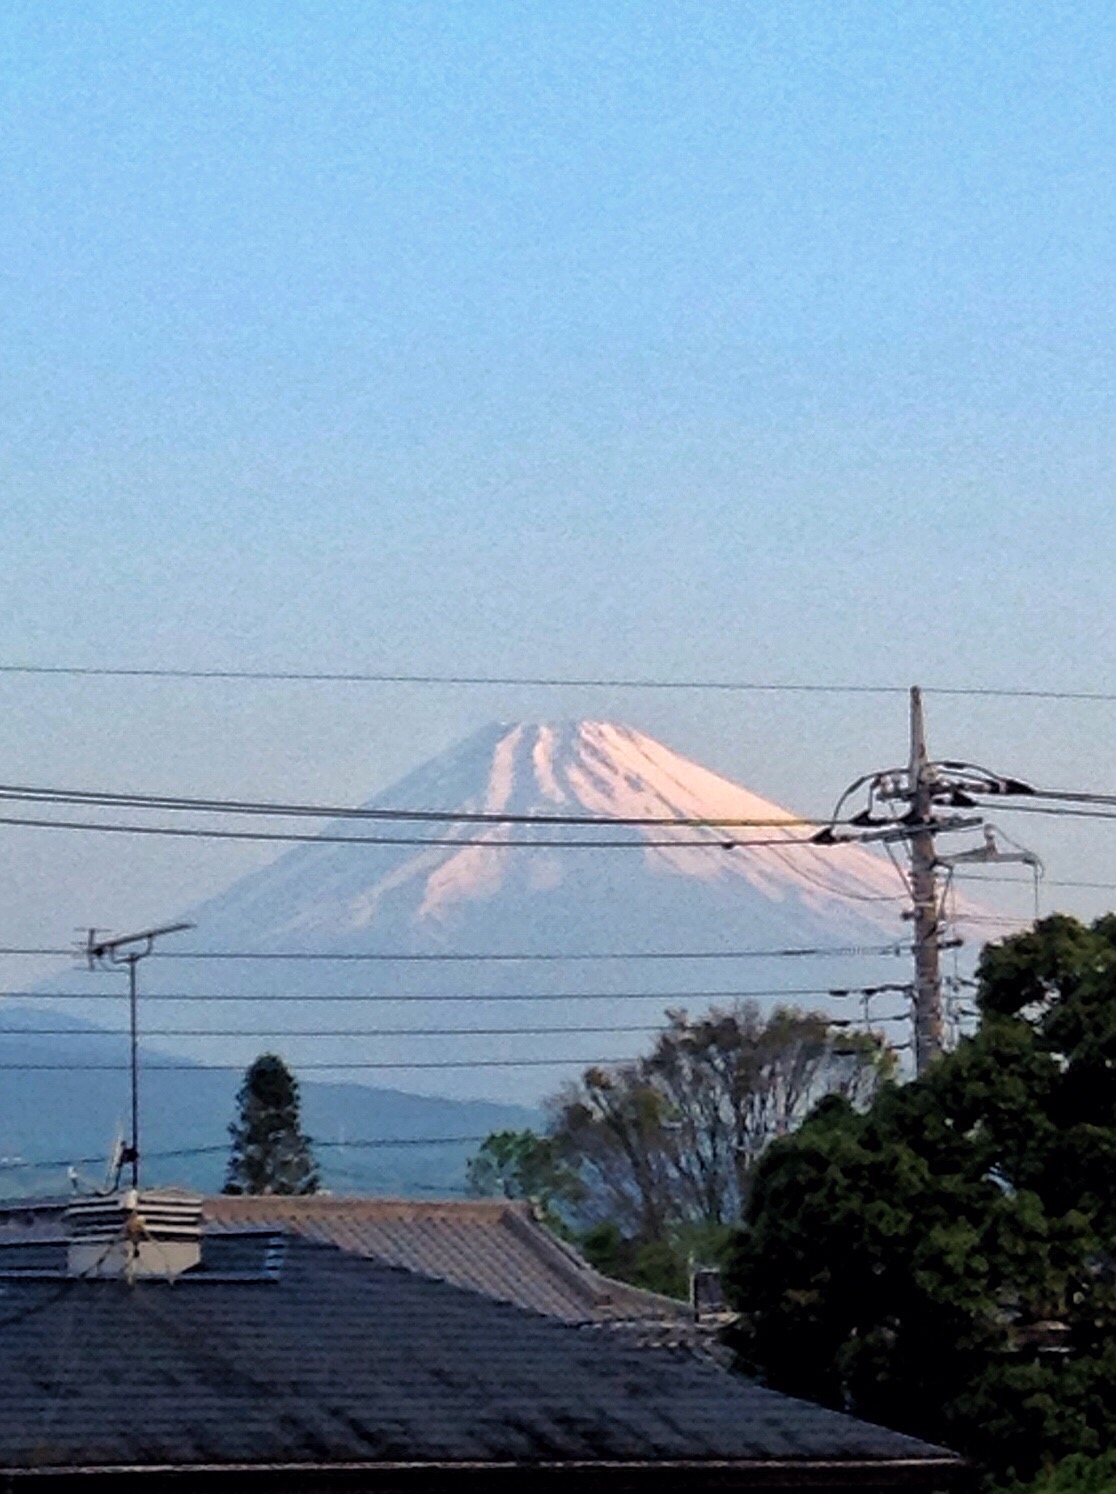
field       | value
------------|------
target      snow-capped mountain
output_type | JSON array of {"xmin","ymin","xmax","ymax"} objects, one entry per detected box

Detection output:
[
  {"xmin": 191, "ymin": 720, "xmax": 907, "ymax": 952},
  {"xmin": 24, "ymin": 723, "xmax": 929, "ymax": 1108}
]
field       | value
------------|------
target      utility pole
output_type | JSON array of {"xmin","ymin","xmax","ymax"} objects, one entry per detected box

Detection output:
[
  {"xmin": 86, "ymin": 921, "xmax": 194, "ymax": 1190},
  {"xmin": 907, "ymin": 687, "xmax": 944, "ymax": 1075},
  {"xmin": 819, "ymin": 686, "xmax": 1040, "ymax": 1076}
]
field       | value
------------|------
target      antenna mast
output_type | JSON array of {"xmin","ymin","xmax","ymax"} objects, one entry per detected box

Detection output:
[{"xmin": 86, "ymin": 921, "xmax": 194, "ymax": 1189}]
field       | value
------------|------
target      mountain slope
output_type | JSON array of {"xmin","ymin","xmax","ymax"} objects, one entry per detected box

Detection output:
[
  {"xmin": 190, "ymin": 721, "xmax": 906, "ymax": 951},
  {"xmin": 15, "ymin": 722, "xmax": 921, "ymax": 1121}
]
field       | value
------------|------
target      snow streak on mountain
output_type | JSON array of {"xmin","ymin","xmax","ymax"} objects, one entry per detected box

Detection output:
[{"xmin": 191, "ymin": 721, "xmax": 906, "ymax": 952}]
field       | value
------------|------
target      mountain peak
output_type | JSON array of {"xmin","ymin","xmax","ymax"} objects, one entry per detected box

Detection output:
[
  {"xmin": 379, "ymin": 720, "xmax": 800, "ymax": 827},
  {"xmin": 188, "ymin": 719, "xmax": 905, "ymax": 946},
  {"xmin": 34, "ymin": 720, "xmax": 945, "ymax": 1105}
]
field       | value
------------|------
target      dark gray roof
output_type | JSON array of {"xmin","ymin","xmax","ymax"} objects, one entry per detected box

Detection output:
[
  {"xmin": 204, "ymin": 1194, "xmax": 690, "ymax": 1323},
  {"xmin": 0, "ymin": 1236, "xmax": 958, "ymax": 1484},
  {"xmin": 0, "ymin": 1195, "xmax": 692, "ymax": 1325}
]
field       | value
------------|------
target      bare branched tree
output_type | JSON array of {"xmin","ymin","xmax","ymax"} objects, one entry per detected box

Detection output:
[{"xmin": 549, "ymin": 1003, "xmax": 891, "ymax": 1240}]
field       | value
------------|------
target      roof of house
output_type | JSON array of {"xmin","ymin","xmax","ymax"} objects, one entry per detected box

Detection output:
[
  {"xmin": 0, "ymin": 1228, "xmax": 287, "ymax": 1281},
  {"xmin": 0, "ymin": 1193, "xmax": 692, "ymax": 1325},
  {"xmin": 202, "ymin": 1193, "xmax": 688, "ymax": 1323},
  {"xmin": 0, "ymin": 1233, "xmax": 960, "ymax": 1487}
]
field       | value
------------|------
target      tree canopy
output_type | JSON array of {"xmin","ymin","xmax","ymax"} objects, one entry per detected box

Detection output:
[
  {"xmin": 469, "ymin": 1002, "xmax": 890, "ymax": 1294},
  {"xmin": 726, "ymin": 915, "xmax": 1116, "ymax": 1486},
  {"xmin": 224, "ymin": 1053, "xmax": 320, "ymax": 1196},
  {"xmin": 466, "ymin": 1128, "xmax": 582, "ymax": 1232},
  {"xmin": 550, "ymin": 1003, "xmax": 889, "ymax": 1238}
]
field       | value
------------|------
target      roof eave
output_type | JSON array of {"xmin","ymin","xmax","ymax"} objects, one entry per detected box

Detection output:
[{"xmin": 0, "ymin": 1455, "xmax": 968, "ymax": 1490}]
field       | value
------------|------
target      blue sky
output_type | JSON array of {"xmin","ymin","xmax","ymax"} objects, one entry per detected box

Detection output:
[{"xmin": 1, "ymin": 1, "xmax": 1114, "ymax": 949}]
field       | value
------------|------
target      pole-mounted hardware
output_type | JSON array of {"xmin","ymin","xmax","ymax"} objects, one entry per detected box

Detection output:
[{"xmin": 815, "ymin": 687, "xmax": 1039, "ymax": 1075}]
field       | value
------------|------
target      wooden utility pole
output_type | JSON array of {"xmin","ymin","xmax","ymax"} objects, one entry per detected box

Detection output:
[{"xmin": 907, "ymin": 688, "xmax": 944, "ymax": 1074}]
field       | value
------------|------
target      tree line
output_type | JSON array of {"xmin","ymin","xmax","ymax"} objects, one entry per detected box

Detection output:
[
  {"xmin": 467, "ymin": 1002, "xmax": 890, "ymax": 1296},
  {"xmin": 468, "ymin": 916, "xmax": 1116, "ymax": 1491},
  {"xmin": 217, "ymin": 914, "xmax": 1116, "ymax": 1487}
]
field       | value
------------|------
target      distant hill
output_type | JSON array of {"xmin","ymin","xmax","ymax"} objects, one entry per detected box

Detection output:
[{"xmin": 0, "ymin": 1006, "xmax": 537, "ymax": 1197}]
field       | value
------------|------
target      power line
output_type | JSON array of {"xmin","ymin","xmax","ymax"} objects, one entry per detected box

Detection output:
[
  {"xmin": 0, "ymin": 1049, "xmax": 901, "ymax": 1070},
  {"xmin": 0, "ymin": 782, "xmax": 830, "ymax": 830},
  {"xmin": 0, "ymin": 1022, "xmax": 716, "ymax": 1038},
  {"xmin": 7, "ymin": 775, "xmax": 1116, "ymax": 827},
  {"xmin": 0, "ymin": 811, "xmax": 829, "ymax": 850},
  {"xmin": 2, "ymin": 662, "xmax": 1114, "ymax": 700},
  {"xmin": 956, "ymin": 909, "xmax": 1033, "ymax": 921},
  {"xmin": 1007, "ymin": 787, "xmax": 1116, "ymax": 809},
  {"xmin": 980, "ymin": 802, "xmax": 1116, "ymax": 824},
  {"xmin": 8, "ymin": 799, "xmax": 1116, "ymax": 849},
  {"xmin": 957, "ymin": 875, "xmax": 1116, "ymax": 891},
  {"xmin": 0, "ymin": 1015, "xmax": 915, "ymax": 1038},
  {"xmin": 0, "ymin": 1135, "xmax": 499, "ymax": 1171},
  {"xmin": 0, "ymin": 1057, "xmax": 657, "ymax": 1071},
  {"xmin": 213, "ymin": 943, "xmax": 910, "ymax": 963},
  {"xmin": 759, "ymin": 843, "xmax": 907, "ymax": 902},
  {"xmin": 0, "ymin": 942, "xmax": 905, "ymax": 962},
  {"xmin": 0, "ymin": 984, "xmax": 878, "ymax": 1003}
]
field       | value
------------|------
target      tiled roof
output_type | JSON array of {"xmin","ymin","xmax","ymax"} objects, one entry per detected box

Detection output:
[
  {"xmin": 203, "ymin": 1194, "xmax": 689, "ymax": 1323},
  {"xmin": 0, "ymin": 1193, "xmax": 692, "ymax": 1325},
  {"xmin": 0, "ymin": 1236, "xmax": 961, "ymax": 1483}
]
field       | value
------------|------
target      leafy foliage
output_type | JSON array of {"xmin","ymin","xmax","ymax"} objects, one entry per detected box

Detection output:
[
  {"xmin": 726, "ymin": 916, "xmax": 1116, "ymax": 1484},
  {"xmin": 997, "ymin": 1451, "xmax": 1116, "ymax": 1494},
  {"xmin": 465, "ymin": 1128, "xmax": 582, "ymax": 1232},
  {"xmin": 580, "ymin": 1217, "xmax": 734, "ymax": 1299},
  {"xmin": 468, "ymin": 1003, "xmax": 889, "ymax": 1296},
  {"xmin": 224, "ymin": 1053, "xmax": 320, "ymax": 1196},
  {"xmin": 550, "ymin": 1003, "xmax": 890, "ymax": 1238}
]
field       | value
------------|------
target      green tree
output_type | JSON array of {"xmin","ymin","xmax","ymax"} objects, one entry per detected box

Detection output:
[
  {"xmin": 466, "ymin": 1128, "xmax": 583, "ymax": 1231},
  {"xmin": 224, "ymin": 1053, "xmax": 320, "ymax": 1196},
  {"xmin": 726, "ymin": 915, "xmax": 1116, "ymax": 1485},
  {"xmin": 998, "ymin": 1451, "xmax": 1116, "ymax": 1494},
  {"xmin": 579, "ymin": 1217, "xmax": 735, "ymax": 1299},
  {"xmin": 470, "ymin": 1004, "xmax": 889, "ymax": 1296},
  {"xmin": 552, "ymin": 1003, "xmax": 890, "ymax": 1240}
]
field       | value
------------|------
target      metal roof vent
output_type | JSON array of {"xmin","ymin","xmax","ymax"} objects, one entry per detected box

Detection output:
[{"xmin": 65, "ymin": 1188, "xmax": 203, "ymax": 1281}]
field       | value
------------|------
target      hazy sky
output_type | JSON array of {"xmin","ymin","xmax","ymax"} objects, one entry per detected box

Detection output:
[{"xmin": 1, "ymin": 1, "xmax": 1114, "ymax": 965}]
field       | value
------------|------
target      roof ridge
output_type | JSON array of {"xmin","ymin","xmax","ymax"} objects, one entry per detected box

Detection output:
[
  {"xmin": 203, "ymin": 1194, "xmax": 511, "ymax": 1217},
  {"xmin": 498, "ymin": 1205, "xmax": 689, "ymax": 1320}
]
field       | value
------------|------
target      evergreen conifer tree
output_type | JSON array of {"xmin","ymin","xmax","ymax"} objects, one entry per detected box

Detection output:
[{"xmin": 224, "ymin": 1053, "xmax": 320, "ymax": 1195}]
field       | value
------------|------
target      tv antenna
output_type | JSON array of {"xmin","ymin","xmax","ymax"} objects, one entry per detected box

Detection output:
[{"xmin": 85, "ymin": 921, "xmax": 194, "ymax": 1190}]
